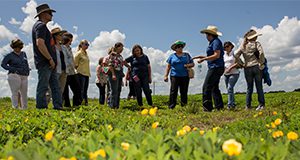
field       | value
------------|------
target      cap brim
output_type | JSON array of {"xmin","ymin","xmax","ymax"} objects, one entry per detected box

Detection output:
[
  {"xmin": 247, "ymin": 33, "xmax": 262, "ymax": 40},
  {"xmin": 171, "ymin": 43, "xmax": 186, "ymax": 51},
  {"xmin": 200, "ymin": 29, "xmax": 222, "ymax": 36}
]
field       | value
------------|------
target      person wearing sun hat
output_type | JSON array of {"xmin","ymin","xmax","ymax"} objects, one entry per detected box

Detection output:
[
  {"xmin": 235, "ymin": 29, "xmax": 267, "ymax": 111},
  {"xmin": 32, "ymin": 3, "xmax": 64, "ymax": 110},
  {"xmin": 193, "ymin": 25, "xmax": 225, "ymax": 112},
  {"xmin": 1, "ymin": 38, "xmax": 30, "ymax": 109},
  {"xmin": 164, "ymin": 40, "xmax": 194, "ymax": 109}
]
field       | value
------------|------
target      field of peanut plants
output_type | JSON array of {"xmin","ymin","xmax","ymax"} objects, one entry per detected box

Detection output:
[{"xmin": 0, "ymin": 92, "xmax": 300, "ymax": 160}]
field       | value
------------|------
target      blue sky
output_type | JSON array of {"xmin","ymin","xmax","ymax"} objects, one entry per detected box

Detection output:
[{"xmin": 1, "ymin": 0, "xmax": 300, "ymax": 98}]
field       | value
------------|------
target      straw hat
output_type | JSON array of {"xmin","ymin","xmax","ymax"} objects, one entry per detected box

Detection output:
[
  {"xmin": 200, "ymin": 25, "xmax": 222, "ymax": 36},
  {"xmin": 51, "ymin": 27, "xmax": 66, "ymax": 35},
  {"xmin": 171, "ymin": 40, "xmax": 186, "ymax": 51},
  {"xmin": 246, "ymin": 30, "xmax": 262, "ymax": 40},
  {"xmin": 35, "ymin": 4, "xmax": 56, "ymax": 18},
  {"xmin": 10, "ymin": 39, "xmax": 24, "ymax": 49}
]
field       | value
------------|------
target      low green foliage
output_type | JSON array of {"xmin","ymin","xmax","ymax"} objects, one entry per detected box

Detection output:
[{"xmin": 0, "ymin": 92, "xmax": 300, "ymax": 160}]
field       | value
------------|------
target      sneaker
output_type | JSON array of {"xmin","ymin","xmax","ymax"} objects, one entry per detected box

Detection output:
[
  {"xmin": 256, "ymin": 105, "xmax": 265, "ymax": 111},
  {"xmin": 245, "ymin": 106, "xmax": 252, "ymax": 110}
]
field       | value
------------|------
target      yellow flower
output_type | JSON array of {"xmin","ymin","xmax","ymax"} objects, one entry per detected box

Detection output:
[
  {"xmin": 258, "ymin": 111, "xmax": 263, "ymax": 116},
  {"xmin": 152, "ymin": 122, "xmax": 159, "ymax": 129},
  {"xmin": 222, "ymin": 139, "xmax": 242, "ymax": 156},
  {"xmin": 95, "ymin": 149, "xmax": 106, "ymax": 158},
  {"xmin": 199, "ymin": 130, "xmax": 205, "ymax": 136},
  {"xmin": 149, "ymin": 107, "xmax": 157, "ymax": 116},
  {"xmin": 7, "ymin": 156, "xmax": 14, "ymax": 160},
  {"xmin": 24, "ymin": 118, "xmax": 29, "ymax": 122},
  {"xmin": 89, "ymin": 152, "xmax": 98, "ymax": 160},
  {"xmin": 121, "ymin": 142, "xmax": 130, "ymax": 151},
  {"xmin": 213, "ymin": 127, "xmax": 220, "ymax": 132},
  {"xmin": 265, "ymin": 124, "xmax": 270, "ymax": 128},
  {"xmin": 182, "ymin": 125, "xmax": 191, "ymax": 132},
  {"xmin": 268, "ymin": 129, "xmax": 272, "ymax": 133},
  {"xmin": 59, "ymin": 157, "xmax": 67, "ymax": 160},
  {"xmin": 192, "ymin": 127, "xmax": 198, "ymax": 131},
  {"xmin": 70, "ymin": 157, "xmax": 77, "ymax": 160},
  {"xmin": 271, "ymin": 122, "xmax": 276, "ymax": 129},
  {"xmin": 45, "ymin": 130, "xmax": 54, "ymax": 141},
  {"xmin": 272, "ymin": 131, "xmax": 284, "ymax": 138},
  {"xmin": 176, "ymin": 129, "xmax": 187, "ymax": 137},
  {"xmin": 273, "ymin": 111, "xmax": 277, "ymax": 115},
  {"xmin": 287, "ymin": 131, "xmax": 298, "ymax": 141},
  {"xmin": 107, "ymin": 125, "xmax": 113, "ymax": 131},
  {"xmin": 141, "ymin": 109, "xmax": 148, "ymax": 115},
  {"xmin": 274, "ymin": 118, "xmax": 282, "ymax": 126}
]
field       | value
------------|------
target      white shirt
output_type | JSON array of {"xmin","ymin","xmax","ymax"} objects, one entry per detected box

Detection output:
[{"xmin": 224, "ymin": 50, "xmax": 240, "ymax": 75}]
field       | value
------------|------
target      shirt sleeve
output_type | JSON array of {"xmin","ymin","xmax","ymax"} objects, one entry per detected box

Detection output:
[
  {"xmin": 125, "ymin": 56, "xmax": 133, "ymax": 63},
  {"xmin": 1, "ymin": 54, "xmax": 17, "ymax": 72},
  {"xmin": 256, "ymin": 42, "xmax": 265, "ymax": 64},
  {"xmin": 187, "ymin": 53, "xmax": 194, "ymax": 64},
  {"xmin": 36, "ymin": 23, "xmax": 47, "ymax": 40},
  {"xmin": 145, "ymin": 55, "xmax": 150, "ymax": 64},
  {"xmin": 74, "ymin": 52, "xmax": 80, "ymax": 68},
  {"xmin": 166, "ymin": 55, "xmax": 172, "ymax": 64}
]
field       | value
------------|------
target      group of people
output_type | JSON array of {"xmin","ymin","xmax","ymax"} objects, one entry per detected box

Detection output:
[{"xmin": 1, "ymin": 3, "xmax": 271, "ymax": 111}]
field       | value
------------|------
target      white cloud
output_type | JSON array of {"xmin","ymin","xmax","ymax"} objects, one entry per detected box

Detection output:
[
  {"xmin": 0, "ymin": 25, "xmax": 18, "ymax": 40},
  {"xmin": 19, "ymin": 0, "xmax": 37, "ymax": 33},
  {"xmin": 271, "ymin": 66, "xmax": 281, "ymax": 73},
  {"xmin": 73, "ymin": 26, "xmax": 78, "ymax": 32},
  {"xmin": 283, "ymin": 58, "xmax": 300, "ymax": 71},
  {"xmin": 9, "ymin": 18, "xmax": 21, "ymax": 25}
]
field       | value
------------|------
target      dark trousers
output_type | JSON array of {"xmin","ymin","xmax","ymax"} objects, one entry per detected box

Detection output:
[
  {"xmin": 108, "ymin": 71, "xmax": 123, "ymax": 108},
  {"xmin": 96, "ymin": 83, "xmax": 106, "ymax": 105},
  {"xmin": 134, "ymin": 74, "xmax": 152, "ymax": 106},
  {"xmin": 128, "ymin": 81, "xmax": 136, "ymax": 97},
  {"xmin": 169, "ymin": 76, "xmax": 190, "ymax": 109},
  {"xmin": 244, "ymin": 65, "xmax": 265, "ymax": 107},
  {"xmin": 63, "ymin": 74, "xmax": 82, "ymax": 107},
  {"xmin": 77, "ymin": 73, "xmax": 89, "ymax": 105},
  {"xmin": 202, "ymin": 67, "xmax": 224, "ymax": 111}
]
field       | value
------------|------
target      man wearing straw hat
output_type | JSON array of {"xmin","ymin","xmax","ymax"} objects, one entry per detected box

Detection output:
[{"xmin": 32, "ymin": 4, "xmax": 63, "ymax": 110}]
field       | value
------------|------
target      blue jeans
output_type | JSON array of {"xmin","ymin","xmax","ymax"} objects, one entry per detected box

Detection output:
[
  {"xmin": 77, "ymin": 74, "xmax": 89, "ymax": 105},
  {"xmin": 36, "ymin": 65, "xmax": 62, "ymax": 109},
  {"xmin": 108, "ymin": 71, "xmax": 123, "ymax": 108},
  {"xmin": 244, "ymin": 65, "xmax": 265, "ymax": 107},
  {"xmin": 224, "ymin": 74, "xmax": 239, "ymax": 107}
]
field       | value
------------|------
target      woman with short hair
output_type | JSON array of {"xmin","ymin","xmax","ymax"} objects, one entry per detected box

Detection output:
[
  {"xmin": 1, "ymin": 39, "xmax": 30, "ymax": 109},
  {"xmin": 193, "ymin": 25, "xmax": 225, "ymax": 112}
]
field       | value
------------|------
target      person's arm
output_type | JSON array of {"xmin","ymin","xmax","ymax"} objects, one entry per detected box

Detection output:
[
  {"xmin": 184, "ymin": 54, "xmax": 195, "ymax": 68},
  {"xmin": 256, "ymin": 42, "xmax": 265, "ymax": 64},
  {"xmin": 164, "ymin": 64, "xmax": 171, "ymax": 82},
  {"xmin": 74, "ymin": 52, "xmax": 80, "ymax": 69},
  {"xmin": 192, "ymin": 55, "xmax": 205, "ymax": 60},
  {"xmin": 36, "ymin": 38, "xmax": 55, "ymax": 69},
  {"xmin": 124, "ymin": 70, "xmax": 129, "ymax": 86},
  {"xmin": 96, "ymin": 65, "xmax": 101, "ymax": 80}
]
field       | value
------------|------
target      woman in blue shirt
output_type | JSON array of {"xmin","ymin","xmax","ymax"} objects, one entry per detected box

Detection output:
[
  {"xmin": 1, "ymin": 39, "xmax": 30, "ymax": 109},
  {"xmin": 193, "ymin": 26, "xmax": 225, "ymax": 112},
  {"xmin": 164, "ymin": 41, "xmax": 194, "ymax": 109}
]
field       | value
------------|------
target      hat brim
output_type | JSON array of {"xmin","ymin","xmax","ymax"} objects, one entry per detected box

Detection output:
[
  {"xmin": 200, "ymin": 29, "xmax": 222, "ymax": 36},
  {"xmin": 34, "ymin": 9, "xmax": 56, "ymax": 18},
  {"xmin": 171, "ymin": 43, "xmax": 186, "ymax": 51},
  {"xmin": 247, "ymin": 33, "xmax": 262, "ymax": 40}
]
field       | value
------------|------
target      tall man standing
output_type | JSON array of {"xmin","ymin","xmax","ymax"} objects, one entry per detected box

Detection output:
[{"xmin": 32, "ymin": 4, "xmax": 63, "ymax": 110}]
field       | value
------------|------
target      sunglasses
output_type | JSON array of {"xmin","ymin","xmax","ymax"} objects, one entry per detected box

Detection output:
[
  {"xmin": 176, "ymin": 45, "xmax": 184, "ymax": 49},
  {"xmin": 224, "ymin": 45, "xmax": 230, "ymax": 48},
  {"xmin": 83, "ymin": 43, "xmax": 89, "ymax": 46}
]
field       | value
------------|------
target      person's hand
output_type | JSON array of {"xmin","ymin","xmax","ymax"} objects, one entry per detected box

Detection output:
[
  {"xmin": 184, "ymin": 64, "xmax": 188, "ymax": 68},
  {"xmin": 49, "ymin": 58, "xmax": 55, "ymax": 70},
  {"xmin": 164, "ymin": 76, "xmax": 168, "ymax": 82},
  {"xmin": 125, "ymin": 81, "xmax": 128, "ymax": 86},
  {"xmin": 149, "ymin": 77, "xmax": 152, "ymax": 84},
  {"xmin": 197, "ymin": 59, "xmax": 204, "ymax": 64},
  {"xmin": 112, "ymin": 74, "xmax": 117, "ymax": 80}
]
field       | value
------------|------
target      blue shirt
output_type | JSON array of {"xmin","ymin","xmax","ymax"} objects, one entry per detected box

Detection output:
[
  {"xmin": 166, "ymin": 53, "xmax": 193, "ymax": 77},
  {"xmin": 206, "ymin": 37, "xmax": 225, "ymax": 69},
  {"xmin": 32, "ymin": 20, "xmax": 56, "ymax": 69},
  {"xmin": 1, "ymin": 51, "xmax": 30, "ymax": 76},
  {"xmin": 125, "ymin": 54, "xmax": 150, "ymax": 76}
]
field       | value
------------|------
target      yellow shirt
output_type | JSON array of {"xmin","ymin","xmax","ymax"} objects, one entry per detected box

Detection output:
[{"xmin": 74, "ymin": 49, "xmax": 90, "ymax": 77}]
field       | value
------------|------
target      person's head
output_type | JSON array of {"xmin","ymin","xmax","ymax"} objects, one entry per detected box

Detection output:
[
  {"xmin": 62, "ymin": 32, "xmax": 73, "ymax": 45},
  {"xmin": 108, "ymin": 47, "xmax": 114, "ymax": 55},
  {"xmin": 98, "ymin": 57, "xmax": 104, "ymax": 65},
  {"xmin": 171, "ymin": 40, "xmax": 186, "ymax": 53},
  {"xmin": 132, "ymin": 44, "xmax": 144, "ymax": 57},
  {"xmin": 223, "ymin": 41, "xmax": 234, "ymax": 53},
  {"xmin": 10, "ymin": 39, "xmax": 24, "ymax": 53},
  {"xmin": 77, "ymin": 40, "xmax": 89, "ymax": 51},
  {"xmin": 244, "ymin": 29, "xmax": 262, "ymax": 42},
  {"xmin": 200, "ymin": 25, "xmax": 222, "ymax": 41},
  {"xmin": 35, "ymin": 4, "xmax": 56, "ymax": 23},
  {"xmin": 114, "ymin": 42, "xmax": 124, "ymax": 54},
  {"xmin": 51, "ymin": 27, "xmax": 66, "ymax": 44}
]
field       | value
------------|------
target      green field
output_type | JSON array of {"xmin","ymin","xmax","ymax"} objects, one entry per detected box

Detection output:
[{"xmin": 0, "ymin": 92, "xmax": 300, "ymax": 160}]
